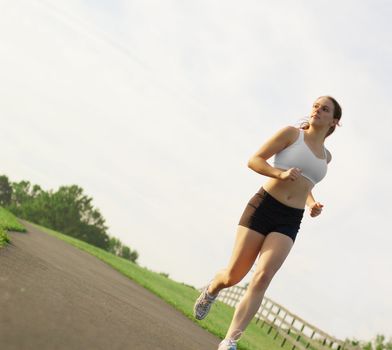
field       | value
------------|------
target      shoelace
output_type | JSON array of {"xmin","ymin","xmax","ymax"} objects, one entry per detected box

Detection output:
[
  {"xmin": 199, "ymin": 290, "xmax": 216, "ymax": 309},
  {"xmin": 219, "ymin": 338, "xmax": 237, "ymax": 350}
]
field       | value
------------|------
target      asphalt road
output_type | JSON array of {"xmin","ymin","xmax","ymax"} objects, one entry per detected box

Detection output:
[{"xmin": 0, "ymin": 221, "xmax": 220, "ymax": 350}]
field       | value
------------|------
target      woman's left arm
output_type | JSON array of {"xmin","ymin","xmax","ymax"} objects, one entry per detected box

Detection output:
[
  {"xmin": 306, "ymin": 191, "xmax": 323, "ymax": 217},
  {"xmin": 306, "ymin": 191, "xmax": 316, "ymax": 207},
  {"xmin": 307, "ymin": 150, "xmax": 330, "ymax": 216}
]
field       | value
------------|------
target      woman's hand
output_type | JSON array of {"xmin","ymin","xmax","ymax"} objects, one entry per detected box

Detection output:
[
  {"xmin": 309, "ymin": 202, "xmax": 323, "ymax": 217},
  {"xmin": 278, "ymin": 167, "xmax": 302, "ymax": 181}
]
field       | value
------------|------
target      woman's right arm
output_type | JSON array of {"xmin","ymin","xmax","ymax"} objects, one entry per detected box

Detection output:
[{"xmin": 247, "ymin": 126, "xmax": 299, "ymax": 179}]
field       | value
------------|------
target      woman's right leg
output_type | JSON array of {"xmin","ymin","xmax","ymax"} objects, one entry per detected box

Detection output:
[
  {"xmin": 223, "ymin": 231, "xmax": 294, "ymax": 340},
  {"xmin": 208, "ymin": 225, "xmax": 266, "ymax": 296}
]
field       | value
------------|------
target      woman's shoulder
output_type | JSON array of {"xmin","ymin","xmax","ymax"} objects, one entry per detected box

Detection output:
[
  {"xmin": 275, "ymin": 125, "xmax": 301, "ymax": 144},
  {"xmin": 274, "ymin": 125, "xmax": 300, "ymax": 138},
  {"xmin": 279, "ymin": 125, "xmax": 300, "ymax": 132}
]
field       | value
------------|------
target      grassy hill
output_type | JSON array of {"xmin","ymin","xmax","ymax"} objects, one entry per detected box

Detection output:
[{"xmin": 0, "ymin": 207, "xmax": 26, "ymax": 247}]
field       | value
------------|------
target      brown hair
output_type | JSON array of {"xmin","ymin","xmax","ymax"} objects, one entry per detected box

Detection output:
[{"xmin": 300, "ymin": 96, "xmax": 342, "ymax": 138}]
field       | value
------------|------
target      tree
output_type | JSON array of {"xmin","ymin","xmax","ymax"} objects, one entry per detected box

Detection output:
[
  {"xmin": 108, "ymin": 237, "xmax": 122, "ymax": 255},
  {"xmin": 129, "ymin": 249, "xmax": 139, "ymax": 263},
  {"xmin": 47, "ymin": 185, "xmax": 110, "ymax": 250},
  {"xmin": 0, "ymin": 175, "xmax": 12, "ymax": 206},
  {"xmin": 5, "ymin": 177, "xmax": 139, "ymax": 261},
  {"xmin": 108, "ymin": 236, "xmax": 139, "ymax": 263},
  {"xmin": 121, "ymin": 246, "xmax": 132, "ymax": 260}
]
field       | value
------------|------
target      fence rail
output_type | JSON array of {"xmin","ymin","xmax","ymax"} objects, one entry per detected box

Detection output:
[{"xmin": 215, "ymin": 285, "xmax": 360, "ymax": 350}]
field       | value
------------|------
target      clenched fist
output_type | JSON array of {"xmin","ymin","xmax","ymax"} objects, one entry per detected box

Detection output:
[
  {"xmin": 309, "ymin": 202, "xmax": 323, "ymax": 217},
  {"xmin": 278, "ymin": 167, "xmax": 302, "ymax": 182}
]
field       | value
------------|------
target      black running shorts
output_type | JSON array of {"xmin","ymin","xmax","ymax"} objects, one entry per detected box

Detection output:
[{"xmin": 238, "ymin": 187, "xmax": 305, "ymax": 243}]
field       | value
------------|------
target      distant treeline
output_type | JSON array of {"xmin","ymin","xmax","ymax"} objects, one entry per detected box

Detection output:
[
  {"xmin": 0, "ymin": 175, "xmax": 138, "ymax": 263},
  {"xmin": 348, "ymin": 334, "xmax": 392, "ymax": 350}
]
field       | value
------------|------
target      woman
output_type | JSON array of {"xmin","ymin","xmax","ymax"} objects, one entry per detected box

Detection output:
[{"xmin": 193, "ymin": 95, "xmax": 342, "ymax": 350}]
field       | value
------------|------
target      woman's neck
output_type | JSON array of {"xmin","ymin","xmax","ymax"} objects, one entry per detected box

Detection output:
[{"xmin": 304, "ymin": 126, "xmax": 327, "ymax": 145}]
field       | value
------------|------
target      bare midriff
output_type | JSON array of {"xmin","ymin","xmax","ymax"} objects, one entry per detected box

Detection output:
[{"xmin": 261, "ymin": 167, "xmax": 314, "ymax": 209}]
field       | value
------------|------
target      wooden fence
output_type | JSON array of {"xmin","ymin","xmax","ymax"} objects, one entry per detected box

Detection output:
[{"xmin": 216, "ymin": 285, "xmax": 361, "ymax": 350}]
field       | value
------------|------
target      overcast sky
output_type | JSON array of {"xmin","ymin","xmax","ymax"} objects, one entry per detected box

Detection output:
[{"xmin": 1, "ymin": 0, "xmax": 391, "ymax": 341}]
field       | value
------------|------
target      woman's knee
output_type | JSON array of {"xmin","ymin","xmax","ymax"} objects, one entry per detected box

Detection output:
[
  {"xmin": 221, "ymin": 269, "xmax": 244, "ymax": 287},
  {"xmin": 248, "ymin": 269, "xmax": 275, "ymax": 292}
]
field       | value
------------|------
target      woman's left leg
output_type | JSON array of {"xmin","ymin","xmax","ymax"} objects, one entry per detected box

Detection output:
[{"xmin": 224, "ymin": 232, "xmax": 294, "ymax": 340}]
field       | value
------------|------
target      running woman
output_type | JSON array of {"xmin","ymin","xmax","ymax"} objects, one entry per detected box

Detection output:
[{"xmin": 193, "ymin": 96, "xmax": 342, "ymax": 350}]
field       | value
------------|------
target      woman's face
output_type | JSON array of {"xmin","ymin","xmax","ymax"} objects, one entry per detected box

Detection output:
[{"xmin": 310, "ymin": 97, "xmax": 336, "ymax": 128}]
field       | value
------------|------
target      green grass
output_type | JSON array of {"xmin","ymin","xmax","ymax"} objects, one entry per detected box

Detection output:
[
  {"xmin": 0, "ymin": 227, "xmax": 10, "ymax": 246},
  {"xmin": 0, "ymin": 206, "xmax": 26, "ymax": 247},
  {"xmin": 26, "ymin": 220, "xmax": 302, "ymax": 350}
]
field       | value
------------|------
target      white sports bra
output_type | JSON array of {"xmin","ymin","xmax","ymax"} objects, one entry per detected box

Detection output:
[{"xmin": 273, "ymin": 128, "xmax": 328, "ymax": 185}]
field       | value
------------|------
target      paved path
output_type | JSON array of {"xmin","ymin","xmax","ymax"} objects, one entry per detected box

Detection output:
[{"xmin": 0, "ymin": 221, "xmax": 220, "ymax": 350}]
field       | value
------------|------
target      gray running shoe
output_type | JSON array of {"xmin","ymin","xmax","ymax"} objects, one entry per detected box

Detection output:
[
  {"xmin": 193, "ymin": 284, "xmax": 218, "ymax": 320},
  {"xmin": 218, "ymin": 339, "xmax": 237, "ymax": 350},
  {"xmin": 217, "ymin": 330, "xmax": 243, "ymax": 350}
]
